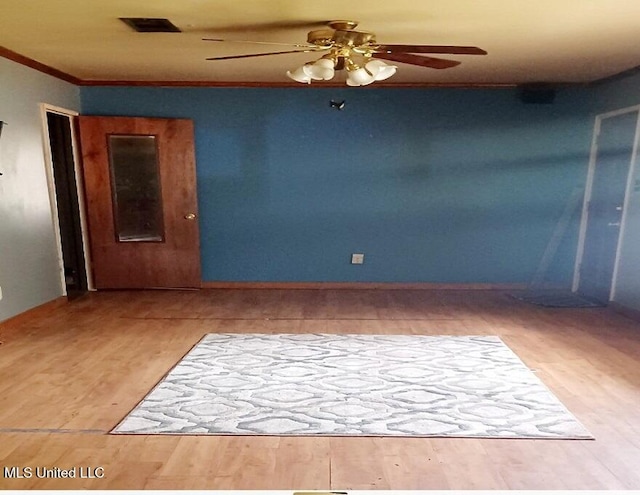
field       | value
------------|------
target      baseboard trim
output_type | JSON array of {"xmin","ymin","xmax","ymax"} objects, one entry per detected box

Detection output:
[
  {"xmin": 201, "ymin": 281, "xmax": 528, "ymax": 290},
  {"xmin": 609, "ymin": 302, "xmax": 640, "ymax": 323},
  {"xmin": 0, "ymin": 297, "xmax": 67, "ymax": 329}
]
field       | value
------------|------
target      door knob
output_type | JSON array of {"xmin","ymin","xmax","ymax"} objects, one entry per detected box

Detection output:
[
  {"xmin": 184, "ymin": 213, "xmax": 197, "ymax": 220},
  {"xmin": 608, "ymin": 222, "xmax": 621, "ymax": 227}
]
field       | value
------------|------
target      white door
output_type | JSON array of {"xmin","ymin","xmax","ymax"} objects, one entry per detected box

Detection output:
[{"xmin": 574, "ymin": 107, "xmax": 640, "ymax": 303}]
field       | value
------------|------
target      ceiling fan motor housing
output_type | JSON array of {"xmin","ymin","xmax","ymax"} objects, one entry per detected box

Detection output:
[
  {"xmin": 333, "ymin": 29, "xmax": 376, "ymax": 47},
  {"xmin": 307, "ymin": 21, "xmax": 376, "ymax": 49}
]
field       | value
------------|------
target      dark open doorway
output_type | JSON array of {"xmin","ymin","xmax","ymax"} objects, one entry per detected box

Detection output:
[{"xmin": 46, "ymin": 111, "xmax": 88, "ymax": 299}]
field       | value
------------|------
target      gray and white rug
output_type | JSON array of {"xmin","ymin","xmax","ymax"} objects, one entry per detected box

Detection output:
[{"xmin": 112, "ymin": 333, "xmax": 593, "ymax": 439}]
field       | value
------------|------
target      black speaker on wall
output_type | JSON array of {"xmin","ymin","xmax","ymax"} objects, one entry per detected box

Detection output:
[{"xmin": 518, "ymin": 83, "xmax": 556, "ymax": 104}]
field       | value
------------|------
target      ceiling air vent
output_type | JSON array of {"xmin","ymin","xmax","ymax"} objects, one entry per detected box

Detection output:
[{"xmin": 120, "ymin": 18, "xmax": 181, "ymax": 33}]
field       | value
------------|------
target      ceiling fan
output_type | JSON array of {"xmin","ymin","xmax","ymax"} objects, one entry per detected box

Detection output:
[{"xmin": 203, "ymin": 20, "xmax": 487, "ymax": 86}]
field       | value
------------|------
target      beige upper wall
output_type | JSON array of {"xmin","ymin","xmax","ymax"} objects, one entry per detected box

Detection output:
[{"xmin": 0, "ymin": 57, "xmax": 80, "ymax": 322}]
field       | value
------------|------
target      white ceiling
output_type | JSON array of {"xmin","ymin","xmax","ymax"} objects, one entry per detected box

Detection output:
[{"xmin": 1, "ymin": 0, "xmax": 640, "ymax": 86}]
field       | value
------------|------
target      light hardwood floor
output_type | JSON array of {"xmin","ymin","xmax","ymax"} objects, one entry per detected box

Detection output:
[{"xmin": 1, "ymin": 289, "xmax": 639, "ymax": 490}]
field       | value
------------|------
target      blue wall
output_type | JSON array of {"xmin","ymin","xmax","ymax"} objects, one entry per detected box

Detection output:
[
  {"xmin": 591, "ymin": 70, "xmax": 640, "ymax": 113},
  {"xmin": 81, "ymin": 86, "xmax": 592, "ymax": 283}
]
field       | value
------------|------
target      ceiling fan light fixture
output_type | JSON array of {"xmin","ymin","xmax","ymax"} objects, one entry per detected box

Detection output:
[
  {"xmin": 345, "ymin": 63, "xmax": 376, "ymax": 86},
  {"xmin": 286, "ymin": 65, "xmax": 313, "ymax": 84},
  {"xmin": 306, "ymin": 57, "xmax": 336, "ymax": 80},
  {"xmin": 365, "ymin": 59, "xmax": 398, "ymax": 81}
]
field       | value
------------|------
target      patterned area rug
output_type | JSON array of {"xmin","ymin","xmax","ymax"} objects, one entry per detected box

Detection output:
[{"xmin": 112, "ymin": 334, "xmax": 593, "ymax": 439}]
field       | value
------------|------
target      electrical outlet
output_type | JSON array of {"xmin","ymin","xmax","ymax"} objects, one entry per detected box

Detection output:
[{"xmin": 351, "ymin": 253, "xmax": 364, "ymax": 265}]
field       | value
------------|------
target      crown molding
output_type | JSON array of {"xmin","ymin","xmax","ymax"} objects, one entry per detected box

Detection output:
[
  {"xmin": 78, "ymin": 79, "xmax": 518, "ymax": 88},
  {"xmin": 0, "ymin": 46, "xmax": 81, "ymax": 85},
  {"xmin": 589, "ymin": 64, "xmax": 640, "ymax": 87}
]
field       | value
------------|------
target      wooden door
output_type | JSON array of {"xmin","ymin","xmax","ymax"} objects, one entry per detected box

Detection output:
[
  {"xmin": 578, "ymin": 111, "xmax": 637, "ymax": 303},
  {"xmin": 78, "ymin": 116, "xmax": 201, "ymax": 289}
]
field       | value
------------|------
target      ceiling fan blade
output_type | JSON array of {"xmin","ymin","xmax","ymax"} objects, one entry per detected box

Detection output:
[
  {"xmin": 375, "ymin": 44, "xmax": 487, "ymax": 55},
  {"xmin": 198, "ymin": 20, "xmax": 331, "ymax": 34},
  {"xmin": 206, "ymin": 49, "xmax": 321, "ymax": 61},
  {"xmin": 373, "ymin": 52, "xmax": 461, "ymax": 69},
  {"xmin": 203, "ymin": 38, "xmax": 318, "ymax": 49}
]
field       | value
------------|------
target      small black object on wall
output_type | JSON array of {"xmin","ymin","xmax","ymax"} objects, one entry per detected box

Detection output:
[{"xmin": 518, "ymin": 84, "xmax": 556, "ymax": 104}]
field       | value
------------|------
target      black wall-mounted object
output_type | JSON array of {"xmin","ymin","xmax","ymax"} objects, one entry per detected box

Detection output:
[{"xmin": 518, "ymin": 84, "xmax": 556, "ymax": 104}]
